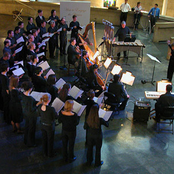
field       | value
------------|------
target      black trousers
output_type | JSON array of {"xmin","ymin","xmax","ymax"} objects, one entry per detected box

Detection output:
[
  {"xmin": 155, "ymin": 103, "xmax": 162, "ymax": 122},
  {"xmin": 41, "ymin": 124, "xmax": 55, "ymax": 157},
  {"xmin": 120, "ymin": 12, "xmax": 128, "ymax": 23},
  {"xmin": 117, "ymin": 51, "xmax": 127, "ymax": 58},
  {"xmin": 87, "ymin": 131, "xmax": 102, "ymax": 165},
  {"xmin": 24, "ymin": 115, "xmax": 37, "ymax": 146},
  {"xmin": 167, "ymin": 61, "xmax": 174, "ymax": 82},
  {"xmin": 134, "ymin": 13, "xmax": 141, "ymax": 29},
  {"xmin": 61, "ymin": 130, "xmax": 76, "ymax": 160},
  {"xmin": 150, "ymin": 15, "xmax": 158, "ymax": 29},
  {"xmin": 49, "ymin": 39, "xmax": 56, "ymax": 58},
  {"xmin": 60, "ymin": 36, "xmax": 67, "ymax": 54}
]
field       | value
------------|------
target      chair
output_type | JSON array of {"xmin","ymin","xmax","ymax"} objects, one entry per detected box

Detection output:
[
  {"xmin": 103, "ymin": 92, "xmax": 120, "ymax": 116},
  {"xmin": 157, "ymin": 106, "xmax": 174, "ymax": 134},
  {"xmin": 13, "ymin": 8, "xmax": 23, "ymax": 21}
]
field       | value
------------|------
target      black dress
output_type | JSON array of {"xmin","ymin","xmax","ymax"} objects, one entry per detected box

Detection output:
[
  {"xmin": 21, "ymin": 93, "xmax": 38, "ymax": 147},
  {"xmin": 58, "ymin": 111, "xmax": 80, "ymax": 160},
  {"xmin": 9, "ymin": 89, "xmax": 23, "ymax": 123},
  {"xmin": 38, "ymin": 105, "xmax": 57, "ymax": 157},
  {"xmin": 87, "ymin": 118, "xmax": 109, "ymax": 166}
]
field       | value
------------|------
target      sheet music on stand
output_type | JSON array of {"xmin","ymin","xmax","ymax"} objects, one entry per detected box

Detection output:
[{"xmin": 147, "ymin": 54, "xmax": 161, "ymax": 64}]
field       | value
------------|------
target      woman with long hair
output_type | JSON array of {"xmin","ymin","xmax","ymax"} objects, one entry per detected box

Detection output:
[
  {"xmin": 58, "ymin": 100, "xmax": 80, "ymax": 162},
  {"xmin": 86, "ymin": 104, "xmax": 109, "ymax": 166},
  {"xmin": 21, "ymin": 81, "xmax": 42, "ymax": 147},
  {"xmin": 58, "ymin": 83, "xmax": 73, "ymax": 102},
  {"xmin": 38, "ymin": 94, "xmax": 58, "ymax": 157},
  {"xmin": 9, "ymin": 75, "xmax": 23, "ymax": 133}
]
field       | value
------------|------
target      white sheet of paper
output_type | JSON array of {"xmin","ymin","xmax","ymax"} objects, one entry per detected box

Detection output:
[
  {"xmin": 12, "ymin": 67, "xmax": 25, "ymax": 76},
  {"xmin": 147, "ymin": 54, "xmax": 161, "ymax": 63},
  {"xmin": 15, "ymin": 46, "xmax": 23, "ymax": 54},
  {"xmin": 49, "ymin": 33, "xmax": 54, "ymax": 38},
  {"xmin": 47, "ymin": 19, "xmax": 51, "ymax": 23},
  {"xmin": 16, "ymin": 36, "xmax": 24, "ymax": 44},
  {"xmin": 42, "ymin": 32, "xmax": 49, "ymax": 38},
  {"xmin": 46, "ymin": 69, "xmax": 55, "ymax": 79},
  {"xmin": 54, "ymin": 78, "xmax": 66, "ymax": 89},
  {"xmin": 14, "ymin": 60, "xmax": 24, "ymax": 67},
  {"xmin": 38, "ymin": 42, "xmax": 46, "ymax": 48},
  {"xmin": 38, "ymin": 61, "xmax": 50, "ymax": 71},
  {"xmin": 93, "ymin": 51, "xmax": 100, "ymax": 61},
  {"xmin": 69, "ymin": 86, "xmax": 84, "ymax": 99},
  {"xmin": 99, "ymin": 108, "xmax": 112, "ymax": 121},
  {"xmin": 51, "ymin": 98, "xmax": 64, "ymax": 113},
  {"xmin": 121, "ymin": 73, "xmax": 135, "ymax": 86},
  {"xmin": 43, "ymin": 38, "xmax": 50, "ymax": 42},
  {"xmin": 30, "ymin": 91, "xmax": 50, "ymax": 101},
  {"xmin": 37, "ymin": 52, "xmax": 45, "ymax": 58},
  {"xmin": 72, "ymin": 100, "xmax": 86, "ymax": 116},
  {"xmin": 57, "ymin": 28, "xmax": 62, "ymax": 32}
]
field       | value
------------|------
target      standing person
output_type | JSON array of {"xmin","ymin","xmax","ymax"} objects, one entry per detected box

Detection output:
[
  {"xmin": 69, "ymin": 15, "xmax": 80, "ymax": 40},
  {"xmin": 86, "ymin": 104, "xmax": 109, "ymax": 166},
  {"xmin": 48, "ymin": 20, "xmax": 57, "ymax": 59},
  {"xmin": 26, "ymin": 17, "xmax": 36, "ymax": 35},
  {"xmin": 58, "ymin": 100, "xmax": 80, "ymax": 162},
  {"xmin": 38, "ymin": 94, "xmax": 58, "ymax": 157},
  {"xmin": 59, "ymin": 17, "xmax": 69, "ymax": 56},
  {"xmin": 80, "ymin": 50, "xmax": 89, "ymax": 77},
  {"xmin": 108, "ymin": 74, "xmax": 129, "ymax": 110},
  {"xmin": 14, "ymin": 26, "xmax": 21, "ymax": 41},
  {"xmin": 9, "ymin": 75, "xmax": 23, "ymax": 133},
  {"xmin": 21, "ymin": 81, "xmax": 42, "ymax": 147},
  {"xmin": 167, "ymin": 40, "xmax": 174, "ymax": 82},
  {"xmin": 0, "ymin": 63, "xmax": 10, "ymax": 123},
  {"xmin": 6, "ymin": 30, "xmax": 16, "ymax": 53},
  {"xmin": 40, "ymin": 21, "xmax": 47, "ymax": 38},
  {"xmin": 134, "ymin": 2, "xmax": 142, "ymax": 30},
  {"xmin": 113, "ymin": 21, "xmax": 130, "ymax": 60},
  {"xmin": 120, "ymin": 0, "xmax": 131, "ymax": 23},
  {"xmin": 36, "ymin": 9, "xmax": 45, "ymax": 28},
  {"xmin": 18, "ymin": 21, "xmax": 26, "ymax": 37},
  {"xmin": 148, "ymin": 4, "xmax": 160, "ymax": 31}
]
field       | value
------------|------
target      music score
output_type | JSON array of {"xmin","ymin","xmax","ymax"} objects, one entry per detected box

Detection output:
[{"xmin": 145, "ymin": 91, "xmax": 174, "ymax": 99}]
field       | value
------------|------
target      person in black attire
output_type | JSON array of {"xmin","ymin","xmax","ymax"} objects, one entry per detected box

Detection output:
[
  {"xmin": 85, "ymin": 64, "xmax": 103, "ymax": 97},
  {"xmin": 84, "ymin": 90, "xmax": 98, "ymax": 145},
  {"xmin": 36, "ymin": 10, "xmax": 45, "ymax": 28},
  {"xmin": 32, "ymin": 67, "xmax": 47, "ymax": 92},
  {"xmin": 47, "ymin": 74, "xmax": 58, "ymax": 104},
  {"xmin": 26, "ymin": 17, "xmax": 36, "ymax": 35},
  {"xmin": 14, "ymin": 26, "xmax": 21, "ymax": 41},
  {"xmin": 79, "ymin": 50, "xmax": 89, "ymax": 77},
  {"xmin": 32, "ymin": 29, "xmax": 40, "ymax": 53},
  {"xmin": 59, "ymin": 17, "xmax": 70, "ymax": 56},
  {"xmin": 38, "ymin": 94, "xmax": 58, "ymax": 157},
  {"xmin": 69, "ymin": 15, "xmax": 80, "ymax": 40},
  {"xmin": 21, "ymin": 81, "xmax": 42, "ymax": 147},
  {"xmin": 18, "ymin": 21, "xmax": 26, "ymax": 37},
  {"xmin": 67, "ymin": 37, "xmax": 80, "ymax": 66},
  {"xmin": 9, "ymin": 75, "xmax": 23, "ymax": 133},
  {"xmin": 86, "ymin": 104, "xmax": 109, "ymax": 166},
  {"xmin": 108, "ymin": 74, "xmax": 129, "ymax": 110},
  {"xmin": 58, "ymin": 100, "xmax": 80, "ymax": 162},
  {"xmin": 6, "ymin": 30, "xmax": 16, "ymax": 53},
  {"xmin": 40, "ymin": 21, "xmax": 47, "ymax": 38},
  {"xmin": 167, "ymin": 41, "xmax": 174, "ymax": 82},
  {"xmin": 0, "ymin": 52, "xmax": 11, "ymax": 69},
  {"xmin": 3, "ymin": 39, "xmax": 12, "ymax": 55},
  {"xmin": 58, "ymin": 83, "xmax": 73, "ymax": 102},
  {"xmin": 155, "ymin": 85, "xmax": 174, "ymax": 122},
  {"xmin": 48, "ymin": 20, "xmax": 57, "ymax": 59},
  {"xmin": 27, "ymin": 42, "xmax": 37, "ymax": 57},
  {"xmin": 0, "ymin": 63, "xmax": 10, "ymax": 123},
  {"xmin": 113, "ymin": 21, "xmax": 130, "ymax": 60}
]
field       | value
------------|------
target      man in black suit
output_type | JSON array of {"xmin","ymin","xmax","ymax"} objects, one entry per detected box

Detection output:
[
  {"xmin": 36, "ymin": 10, "xmax": 45, "ymax": 28},
  {"xmin": 67, "ymin": 37, "xmax": 80, "ymax": 66},
  {"xmin": 155, "ymin": 84, "xmax": 174, "ymax": 122},
  {"xmin": 108, "ymin": 74, "xmax": 129, "ymax": 110}
]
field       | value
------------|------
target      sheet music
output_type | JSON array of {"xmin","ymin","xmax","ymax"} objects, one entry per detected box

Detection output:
[
  {"xmin": 42, "ymin": 32, "xmax": 49, "ymax": 38},
  {"xmin": 15, "ymin": 46, "xmax": 23, "ymax": 54},
  {"xmin": 30, "ymin": 91, "xmax": 50, "ymax": 101},
  {"xmin": 93, "ymin": 51, "xmax": 100, "ymax": 60},
  {"xmin": 51, "ymin": 98, "xmax": 64, "ymax": 113},
  {"xmin": 38, "ymin": 61, "xmax": 50, "ymax": 71},
  {"xmin": 49, "ymin": 33, "xmax": 54, "ymax": 38},
  {"xmin": 14, "ymin": 60, "xmax": 24, "ymax": 67},
  {"xmin": 94, "ymin": 96, "xmax": 104, "ymax": 105},
  {"xmin": 57, "ymin": 28, "xmax": 62, "ymax": 32},
  {"xmin": 54, "ymin": 78, "xmax": 66, "ymax": 89},
  {"xmin": 121, "ymin": 73, "xmax": 135, "ymax": 86},
  {"xmin": 99, "ymin": 108, "xmax": 112, "ymax": 121},
  {"xmin": 147, "ymin": 54, "xmax": 161, "ymax": 63},
  {"xmin": 69, "ymin": 86, "xmax": 84, "ymax": 99},
  {"xmin": 72, "ymin": 100, "xmax": 86, "ymax": 116},
  {"xmin": 16, "ymin": 36, "xmax": 24, "ymax": 44},
  {"xmin": 79, "ymin": 25, "xmax": 85, "ymax": 29},
  {"xmin": 37, "ymin": 52, "xmax": 45, "ymax": 58},
  {"xmin": 12, "ymin": 67, "xmax": 25, "ymax": 76},
  {"xmin": 45, "ymin": 69, "xmax": 55, "ymax": 79},
  {"xmin": 47, "ymin": 19, "xmax": 51, "ymax": 23},
  {"xmin": 38, "ymin": 42, "xmax": 46, "ymax": 48},
  {"xmin": 42, "ymin": 38, "xmax": 50, "ymax": 42}
]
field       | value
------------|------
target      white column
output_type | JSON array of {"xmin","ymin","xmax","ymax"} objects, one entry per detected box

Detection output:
[{"xmin": 162, "ymin": 0, "xmax": 168, "ymax": 15}]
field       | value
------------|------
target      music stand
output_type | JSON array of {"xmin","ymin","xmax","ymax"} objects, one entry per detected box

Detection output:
[{"xmin": 141, "ymin": 53, "xmax": 161, "ymax": 85}]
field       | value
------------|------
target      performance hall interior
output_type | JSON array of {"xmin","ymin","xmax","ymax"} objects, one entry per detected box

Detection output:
[{"xmin": 1, "ymin": 0, "xmax": 174, "ymax": 174}]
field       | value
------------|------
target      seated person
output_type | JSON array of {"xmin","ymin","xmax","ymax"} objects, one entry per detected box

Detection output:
[
  {"xmin": 108, "ymin": 74, "xmax": 129, "ymax": 110},
  {"xmin": 155, "ymin": 84, "xmax": 174, "ymax": 122},
  {"xmin": 78, "ymin": 50, "xmax": 88, "ymax": 77}
]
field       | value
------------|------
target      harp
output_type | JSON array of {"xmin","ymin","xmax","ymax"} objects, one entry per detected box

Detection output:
[{"xmin": 78, "ymin": 22, "xmax": 99, "ymax": 65}]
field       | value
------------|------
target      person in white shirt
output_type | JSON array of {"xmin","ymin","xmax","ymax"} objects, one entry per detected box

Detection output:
[
  {"xmin": 120, "ymin": 0, "xmax": 131, "ymax": 23},
  {"xmin": 134, "ymin": 2, "xmax": 142, "ymax": 30}
]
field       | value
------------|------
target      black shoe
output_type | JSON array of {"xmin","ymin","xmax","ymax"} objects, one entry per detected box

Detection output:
[
  {"xmin": 69, "ymin": 156, "xmax": 77, "ymax": 162},
  {"xmin": 95, "ymin": 161, "xmax": 103, "ymax": 167}
]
